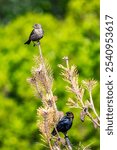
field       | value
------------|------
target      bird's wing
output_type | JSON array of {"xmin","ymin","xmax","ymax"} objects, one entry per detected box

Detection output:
[
  {"xmin": 56, "ymin": 117, "xmax": 71, "ymax": 132},
  {"xmin": 30, "ymin": 29, "xmax": 43, "ymax": 41},
  {"xmin": 29, "ymin": 29, "xmax": 38, "ymax": 41},
  {"xmin": 29, "ymin": 29, "xmax": 34, "ymax": 39}
]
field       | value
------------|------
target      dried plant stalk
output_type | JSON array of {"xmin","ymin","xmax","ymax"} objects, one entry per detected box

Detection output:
[
  {"xmin": 58, "ymin": 56, "xmax": 100, "ymax": 128},
  {"xmin": 27, "ymin": 46, "xmax": 73, "ymax": 150}
]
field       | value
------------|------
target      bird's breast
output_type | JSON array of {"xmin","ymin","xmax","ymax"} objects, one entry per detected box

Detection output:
[{"xmin": 35, "ymin": 29, "xmax": 43, "ymax": 35}]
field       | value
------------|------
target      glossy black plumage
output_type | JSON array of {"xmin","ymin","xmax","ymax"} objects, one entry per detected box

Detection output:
[
  {"xmin": 52, "ymin": 112, "xmax": 74, "ymax": 136},
  {"xmin": 24, "ymin": 24, "xmax": 44, "ymax": 45}
]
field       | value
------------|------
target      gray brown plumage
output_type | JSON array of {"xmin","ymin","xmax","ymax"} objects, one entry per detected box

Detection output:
[{"xmin": 24, "ymin": 24, "xmax": 44, "ymax": 45}]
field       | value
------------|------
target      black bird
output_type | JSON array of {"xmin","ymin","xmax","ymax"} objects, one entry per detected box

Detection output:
[
  {"xmin": 24, "ymin": 24, "xmax": 44, "ymax": 45},
  {"xmin": 52, "ymin": 112, "xmax": 74, "ymax": 137}
]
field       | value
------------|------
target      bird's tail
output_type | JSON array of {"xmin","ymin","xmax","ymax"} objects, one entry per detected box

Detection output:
[
  {"xmin": 24, "ymin": 39, "xmax": 31, "ymax": 44},
  {"xmin": 51, "ymin": 129, "xmax": 57, "ymax": 136}
]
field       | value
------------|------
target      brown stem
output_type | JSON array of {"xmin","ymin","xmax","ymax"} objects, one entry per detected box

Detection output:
[
  {"xmin": 67, "ymin": 69, "xmax": 84, "ymax": 108},
  {"xmin": 65, "ymin": 136, "xmax": 72, "ymax": 150},
  {"xmin": 35, "ymin": 81, "xmax": 43, "ymax": 99},
  {"xmin": 89, "ymin": 90, "xmax": 100, "ymax": 122},
  {"xmin": 64, "ymin": 59, "xmax": 84, "ymax": 108},
  {"xmin": 63, "ymin": 58, "xmax": 100, "ymax": 128},
  {"xmin": 38, "ymin": 44, "xmax": 53, "ymax": 94},
  {"xmin": 38, "ymin": 44, "xmax": 58, "ymax": 112},
  {"xmin": 38, "ymin": 44, "xmax": 46, "ymax": 75},
  {"xmin": 38, "ymin": 44, "xmax": 43, "ymax": 60},
  {"xmin": 48, "ymin": 139, "xmax": 53, "ymax": 150},
  {"xmin": 86, "ymin": 111, "xmax": 100, "ymax": 128},
  {"xmin": 54, "ymin": 125, "xmax": 61, "ymax": 140}
]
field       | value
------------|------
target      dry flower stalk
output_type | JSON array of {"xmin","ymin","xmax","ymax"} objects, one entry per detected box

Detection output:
[
  {"xmin": 27, "ymin": 46, "xmax": 73, "ymax": 150},
  {"xmin": 27, "ymin": 42, "xmax": 98, "ymax": 149},
  {"xmin": 58, "ymin": 56, "xmax": 100, "ymax": 128}
]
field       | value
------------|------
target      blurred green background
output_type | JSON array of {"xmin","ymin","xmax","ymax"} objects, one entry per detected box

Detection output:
[{"xmin": 0, "ymin": 0, "xmax": 100, "ymax": 149}]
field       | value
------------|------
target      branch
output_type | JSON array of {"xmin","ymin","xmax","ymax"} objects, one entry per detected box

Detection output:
[
  {"xmin": 89, "ymin": 90, "xmax": 100, "ymax": 122},
  {"xmin": 59, "ymin": 56, "xmax": 100, "ymax": 128},
  {"xmin": 65, "ymin": 136, "xmax": 72, "ymax": 150}
]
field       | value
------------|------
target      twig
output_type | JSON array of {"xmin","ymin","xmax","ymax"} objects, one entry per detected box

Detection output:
[
  {"xmin": 89, "ymin": 90, "xmax": 100, "ymax": 122},
  {"xmin": 60, "ymin": 56, "xmax": 100, "ymax": 128},
  {"xmin": 63, "ymin": 56, "xmax": 69, "ymax": 69},
  {"xmin": 65, "ymin": 136, "xmax": 72, "ymax": 150},
  {"xmin": 83, "ymin": 142, "xmax": 93, "ymax": 150},
  {"xmin": 38, "ymin": 44, "xmax": 43, "ymax": 60},
  {"xmin": 64, "ymin": 58, "xmax": 84, "ymax": 108},
  {"xmin": 86, "ymin": 111, "xmax": 100, "ymax": 128},
  {"xmin": 38, "ymin": 44, "xmax": 47, "ymax": 77},
  {"xmin": 48, "ymin": 139, "xmax": 53, "ymax": 150},
  {"xmin": 35, "ymin": 80, "xmax": 43, "ymax": 99}
]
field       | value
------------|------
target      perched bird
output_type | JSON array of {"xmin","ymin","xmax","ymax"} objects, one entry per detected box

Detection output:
[
  {"xmin": 51, "ymin": 112, "xmax": 74, "ymax": 137},
  {"xmin": 24, "ymin": 24, "xmax": 44, "ymax": 45}
]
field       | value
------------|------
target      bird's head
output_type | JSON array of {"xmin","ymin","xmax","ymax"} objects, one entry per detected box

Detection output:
[
  {"xmin": 33, "ymin": 24, "xmax": 42, "ymax": 29},
  {"xmin": 66, "ymin": 112, "xmax": 74, "ymax": 119}
]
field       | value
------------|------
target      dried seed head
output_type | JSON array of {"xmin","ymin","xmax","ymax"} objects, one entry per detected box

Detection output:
[{"xmin": 82, "ymin": 79, "xmax": 97, "ymax": 92}]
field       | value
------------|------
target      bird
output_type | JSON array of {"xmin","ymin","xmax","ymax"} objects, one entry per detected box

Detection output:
[
  {"xmin": 51, "ymin": 112, "xmax": 74, "ymax": 137},
  {"xmin": 24, "ymin": 24, "xmax": 44, "ymax": 45}
]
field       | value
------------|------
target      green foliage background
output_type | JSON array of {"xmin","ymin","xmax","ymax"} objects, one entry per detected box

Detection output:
[{"xmin": 0, "ymin": 0, "xmax": 100, "ymax": 149}]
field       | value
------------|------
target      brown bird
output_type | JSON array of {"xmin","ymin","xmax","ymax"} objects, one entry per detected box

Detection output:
[
  {"xmin": 51, "ymin": 112, "xmax": 74, "ymax": 137},
  {"xmin": 24, "ymin": 24, "xmax": 44, "ymax": 45}
]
